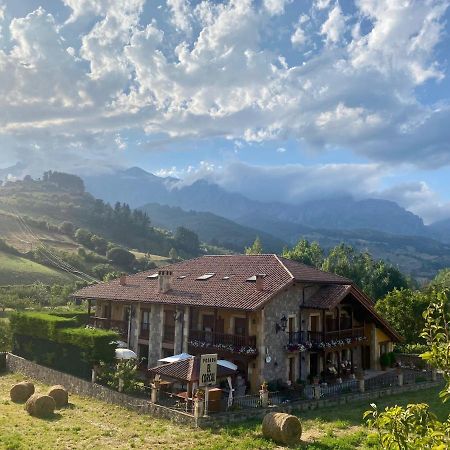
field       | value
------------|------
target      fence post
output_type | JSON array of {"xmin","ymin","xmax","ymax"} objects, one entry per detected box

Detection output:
[
  {"xmin": 357, "ymin": 372, "xmax": 365, "ymax": 393},
  {"xmin": 431, "ymin": 369, "xmax": 437, "ymax": 382},
  {"xmin": 91, "ymin": 366, "xmax": 97, "ymax": 383},
  {"xmin": 397, "ymin": 369, "xmax": 403, "ymax": 387},
  {"xmin": 151, "ymin": 379, "xmax": 160, "ymax": 403},
  {"xmin": 259, "ymin": 382, "xmax": 269, "ymax": 408},
  {"xmin": 312, "ymin": 384, "xmax": 321, "ymax": 399},
  {"xmin": 194, "ymin": 398, "xmax": 204, "ymax": 418}
]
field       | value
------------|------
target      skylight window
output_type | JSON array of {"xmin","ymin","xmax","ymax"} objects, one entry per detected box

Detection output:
[
  {"xmin": 222, "ymin": 276, "xmax": 230, "ymax": 280},
  {"xmin": 177, "ymin": 275, "xmax": 187, "ymax": 279},
  {"xmin": 147, "ymin": 273, "xmax": 158, "ymax": 279},
  {"xmin": 196, "ymin": 272, "xmax": 216, "ymax": 280},
  {"xmin": 246, "ymin": 274, "xmax": 266, "ymax": 282}
]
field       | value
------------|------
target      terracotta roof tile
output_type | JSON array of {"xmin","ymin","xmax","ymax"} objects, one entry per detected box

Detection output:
[
  {"xmin": 74, "ymin": 254, "xmax": 350, "ymax": 311},
  {"xmin": 303, "ymin": 284, "xmax": 352, "ymax": 309}
]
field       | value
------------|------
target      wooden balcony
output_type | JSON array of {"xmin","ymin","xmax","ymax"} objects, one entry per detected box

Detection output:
[
  {"xmin": 88, "ymin": 316, "xmax": 128, "ymax": 339},
  {"xmin": 188, "ymin": 329, "xmax": 258, "ymax": 356},
  {"xmin": 288, "ymin": 327, "xmax": 365, "ymax": 347}
]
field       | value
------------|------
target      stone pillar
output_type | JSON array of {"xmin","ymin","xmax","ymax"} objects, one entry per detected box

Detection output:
[
  {"xmin": 370, "ymin": 324, "xmax": 378, "ymax": 370},
  {"xmin": 432, "ymin": 369, "xmax": 437, "ymax": 381},
  {"xmin": 259, "ymin": 308, "xmax": 266, "ymax": 386},
  {"xmin": 194, "ymin": 398, "xmax": 204, "ymax": 418},
  {"xmin": 130, "ymin": 303, "xmax": 141, "ymax": 353},
  {"xmin": 183, "ymin": 306, "xmax": 190, "ymax": 353},
  {"xmin": 151, "ymin": 381, "xmax": 160, "ymax": 403},
  {"xmin": 397, "ymin": 370, "xmax": 403, "ymax": 387},
  {"xmin": 174, "ymin": 307, "xmax": 184, "ymax": 355},
  {"xmin": 358, "ymin": 377, "xmax": 365, "ymax": 393},
  {"xmin": 313, "ymin": 384, "xmax": 321, "ymax": 399},
  {"xmin": 148, "ymin": 305, "xmax": 163, "ymax": 367}
]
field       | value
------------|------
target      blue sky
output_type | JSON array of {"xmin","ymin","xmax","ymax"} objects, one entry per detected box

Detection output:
[{"xmin": 1, "ymin": 0, "xmax": 450, "ymax": 223}]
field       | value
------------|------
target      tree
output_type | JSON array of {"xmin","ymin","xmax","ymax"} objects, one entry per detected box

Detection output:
[
  {"xmin": 75, "ymin": 228, "xmax": 93, "ymax": 248},
  {"xmin": 174, "ymin": 227, "xmax": 200, "ymax": 255},
  {"xmin": 365, "ymin": 289, "xmax": 450, "ymax": 449},
  {"xmin": 431, "ymin": 268, "xmax": 450, "ymax": 290},
  {"xmin": 90, "ymin": 235, "xmax": 108, "ymax": 255},
  {"xmin": 0, "ymin": 320, "xmax": 11, "ymax": 351},
  {"xmin": 282, "ymin": 239, "xmax": 323, "ymax": 267},
  {"xmin": 59, "ymin": 221, "xmax": 75, "ymax": 236},
  {"xmin": 245, "ymin": 236, "xmax": 263, "ymax": 255},
  {"xmin": 169, "ymin": 248, "xmax": 179, "ymax": 261},
  {"xmin": 92, "ymin": 264, "xmax": 116, "ymax": 280},
  {"xmin": 375, "ymin": 288, "xmax": 431, "ymax": 344},
  {"xmin": 106, "ymin": 247, "xmax": 136, "ymax": 268}
]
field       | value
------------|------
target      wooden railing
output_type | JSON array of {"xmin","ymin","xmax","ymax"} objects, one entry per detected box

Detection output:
[
  {"xmin": 288, "ymin": 327, "xmax": 365, "ymax": 345},
  {"xmin": 188, "ymin": 330, "xmax": 257, "ymax": 353},
  {"xmin": 88, "ymin": 316, "xmax": 128, "ymax": 338}
]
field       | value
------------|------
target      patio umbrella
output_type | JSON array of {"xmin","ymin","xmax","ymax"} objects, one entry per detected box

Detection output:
[
  {"xmin": 115, "ymin": 348, "xmax": 137, "ymax": 360},
  {"xmin": 158, "ymin": 353, "xmax": 193, "ymax": 364},
  {"xmin": 218, "ymin": 360, "xmax": 238, "ymax": 371}
]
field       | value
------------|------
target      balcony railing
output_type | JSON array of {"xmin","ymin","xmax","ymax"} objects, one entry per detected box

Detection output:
[
  {"xmin": 288, "ymin": 327, "xmax": 365, "ymax": 347},
  {"xmin": 88, "ymin": 316, "xmax": 128, "ymax": 338},
  {"xmin": 188, "ymin": 330, "xmax": 258, "ymax": 356}
]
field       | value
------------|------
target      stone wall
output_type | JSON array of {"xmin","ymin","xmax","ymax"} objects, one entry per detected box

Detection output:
[{"xmin": 5, "ymin": 353, "xmax": 196, "ymax": 426}]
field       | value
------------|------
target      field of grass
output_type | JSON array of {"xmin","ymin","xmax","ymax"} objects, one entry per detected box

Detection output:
[
  {"xmin": 0, "ymin": 372, "xmax": 447, "ymax": 450},
  {"xmin": 0, "ymin": 251, "xmax": 74, "ymax": 285}
]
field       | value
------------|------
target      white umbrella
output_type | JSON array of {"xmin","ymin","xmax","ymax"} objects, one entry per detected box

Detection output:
[
  {"xmin": 115, "ymin": 348, "xmax": 137, "ymax": 360},
  {"xmin": 115, "ymin": 340, "xmax": 128, "ymax": 349},
  {"xmin": 158, "ymin": 353, "xmax": 193, "ymax": 364},
  {"xmin": 218, "ymin": 360, "xmax": 238, "ymax": 371}
]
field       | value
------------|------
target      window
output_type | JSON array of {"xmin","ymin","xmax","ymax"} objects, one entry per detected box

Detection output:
[
  {"xmin": 196, "ymin": 272, "xmax": 215, "ymax": 280},
  {"xmin": 147, "ymin": 273, "xmax": 158, "ymax": 279},
  {"xmin": 246, "ymin": 274, "xmax": 266, "ymax": 282},
  {"xmin": 141, "ymin": 310, "xmax": 150, "ymax": 332}
]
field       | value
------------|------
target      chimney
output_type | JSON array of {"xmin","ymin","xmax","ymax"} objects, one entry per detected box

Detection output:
[
  {"xmin": 119, "ymin": 275, "xmax": 127, "ymax": 286},
  {"xmin": 158, "ymin": 270, "xmax": 173, "ymax": 293},
  {"xmin": 255, "ymin": 274, "xmax": 264, "ymax": 291}
]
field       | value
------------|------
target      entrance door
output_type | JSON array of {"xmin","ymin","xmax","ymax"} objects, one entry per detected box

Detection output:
[
  {"xmin": 310, "ymin": 353, "xmax": 319, "ymax": 377},
  {"xmin": 362, "ymin": 345, "xmax": 371, "ymax": 370}
]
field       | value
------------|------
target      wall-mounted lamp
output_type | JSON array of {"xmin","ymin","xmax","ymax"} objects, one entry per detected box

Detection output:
[{"xmin": 275, "ymin": 314, "xmax": 288, "ymax": 334}]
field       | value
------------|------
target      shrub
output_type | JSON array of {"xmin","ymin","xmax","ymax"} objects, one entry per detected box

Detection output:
[
  {"xmin": 107, "ymin": 247, "xmax": 136, "ymax": 268},
  {"xmin": 9, "ymin": 312, "xmax": 77, "ymax": 340},
  {"xmin": 380, "ymin": 353, "xmax": 391, "ymax": 368}
]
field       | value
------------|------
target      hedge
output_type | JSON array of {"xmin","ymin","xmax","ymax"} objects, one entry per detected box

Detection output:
[
  {"xmin": 9, "ymin": 312, "xmax": 78, "ymax": 340},
  {"xmin": 10, "ymin": 312, "xmax": 118, "ymax": 376},
  {"xmin": 48, "ymin": 311, "xmax": 90, "ymax": 326}
]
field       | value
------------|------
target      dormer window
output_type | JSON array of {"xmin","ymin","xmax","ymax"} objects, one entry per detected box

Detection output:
[{"xmin": 196, "ymin": 273, "xmax": 215, "ymax": 280}]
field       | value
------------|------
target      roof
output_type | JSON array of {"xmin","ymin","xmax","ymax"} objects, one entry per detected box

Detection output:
[
  {"xmin": 73, "ymin": 254, "xmax": 350, "ymax": 311},
  {"xmin": 303, "ymin": 284, "xmax": 352, "ymax": 309},
  {"xmin": 149, "ymin": 357, "xmax": 235, "ymax": 382}
]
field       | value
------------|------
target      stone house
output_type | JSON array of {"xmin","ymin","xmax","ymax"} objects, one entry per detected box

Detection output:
[{"xmin": 74, "ymin": 254, "xmax": 400, "ymax": 393}]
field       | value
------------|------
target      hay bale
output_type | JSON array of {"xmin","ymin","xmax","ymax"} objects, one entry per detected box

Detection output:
[
  {"xmin": 47, "ymin": 385, "xmax": 68, "ymax": 408},
  {"xmin": 25, "ymin": 394, "xmax": 55, "ymax": 418},
  {"xmin": 262, "ymin": 412, "xmax": 302, "ymax": 445},
  {"xmin": 10, "ymin": 381, "xmax": 35, "ymax": 403}
]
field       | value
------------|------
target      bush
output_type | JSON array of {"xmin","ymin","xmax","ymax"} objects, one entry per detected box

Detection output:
[
  {"xmin": 9, "ymin": 312, "xmax": 77, "ymax": 340},
  {"xmin": 107, "ymin": 247, "xmax": 136, "ymax": 268},
  {"xmin": 380, "ymin": 353, "xmax": 390, "ymax": 368}
]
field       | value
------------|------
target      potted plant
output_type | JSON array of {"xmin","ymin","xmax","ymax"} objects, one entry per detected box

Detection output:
[{"xmin": 380, "ymin": 353, "xmax": 390, "ymax": 371}]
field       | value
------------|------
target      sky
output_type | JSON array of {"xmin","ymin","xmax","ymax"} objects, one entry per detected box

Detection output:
[{"xmin": 1, "ymin": 0, "xmax": 450, "ymax": 223}]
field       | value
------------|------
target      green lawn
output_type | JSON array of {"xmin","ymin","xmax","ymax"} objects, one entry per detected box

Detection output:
[
  {"xmin": 0, "ymin": 373, "xmax": 447, "ymax": 450},
  {"xmin": 0, "ymin": 251, "xmax": 74, "ymax": 285}
]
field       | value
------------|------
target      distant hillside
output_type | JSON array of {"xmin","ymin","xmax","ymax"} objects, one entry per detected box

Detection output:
[
  {"xmin": 428, "ymin": 218, "xmax": 450, "ymax": 243},
  {"xmin": 84, "ymin": 168, "xmax": 428, "ymax": 237},
  {"xmin": 140, "ymin": 203, "xmax": 286, "ymax": 253},
  {"xmin": 235, "ymin": 213, "xmax": 450, "ymax": 282}
]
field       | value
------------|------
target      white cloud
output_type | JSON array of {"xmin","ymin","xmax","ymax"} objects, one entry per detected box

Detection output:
[
  {"xmin": 276, "ymin": 147, "xmax": 286, "ymax": 153},
  {"xmin": 0, "ymin": 0, "xmax": 449, "ymax": 176},
  {"xmin": 320, "ymin": 3, "xmax": 346, "ymax": 45}
]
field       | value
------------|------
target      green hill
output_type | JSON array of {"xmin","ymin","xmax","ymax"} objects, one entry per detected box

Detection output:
[
  {"xmin": 0, "ymin": 250, "xmax": 73, "ymax": 285},
  {"xmin": 140, "ymin": 203, "xmax": 286, "ymax": 253}
]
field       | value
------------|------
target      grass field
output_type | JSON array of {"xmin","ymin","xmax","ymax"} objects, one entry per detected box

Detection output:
[
  {"xmin": 0, "ymin": 373, "xmax": 447, "ymax": 450},
  {"xmin": 0, "ymin": 251, "xmax": 75, "ymax": 285}
]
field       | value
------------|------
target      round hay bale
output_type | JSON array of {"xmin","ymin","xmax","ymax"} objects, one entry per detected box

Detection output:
[
  {"xmin": 47, "ymin": 385, "xmax": 68, "ymax": 408},
  {"xmin": 262, "ymin": 412, "xmax": 302, "ymax": 445},
  {"xmin": 25, "ymin": 394, "xmax": 55, "ymax": 418},
  {"xmin": 10, "ymin": 381, "xmax": 35, "ymax": 403}
]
